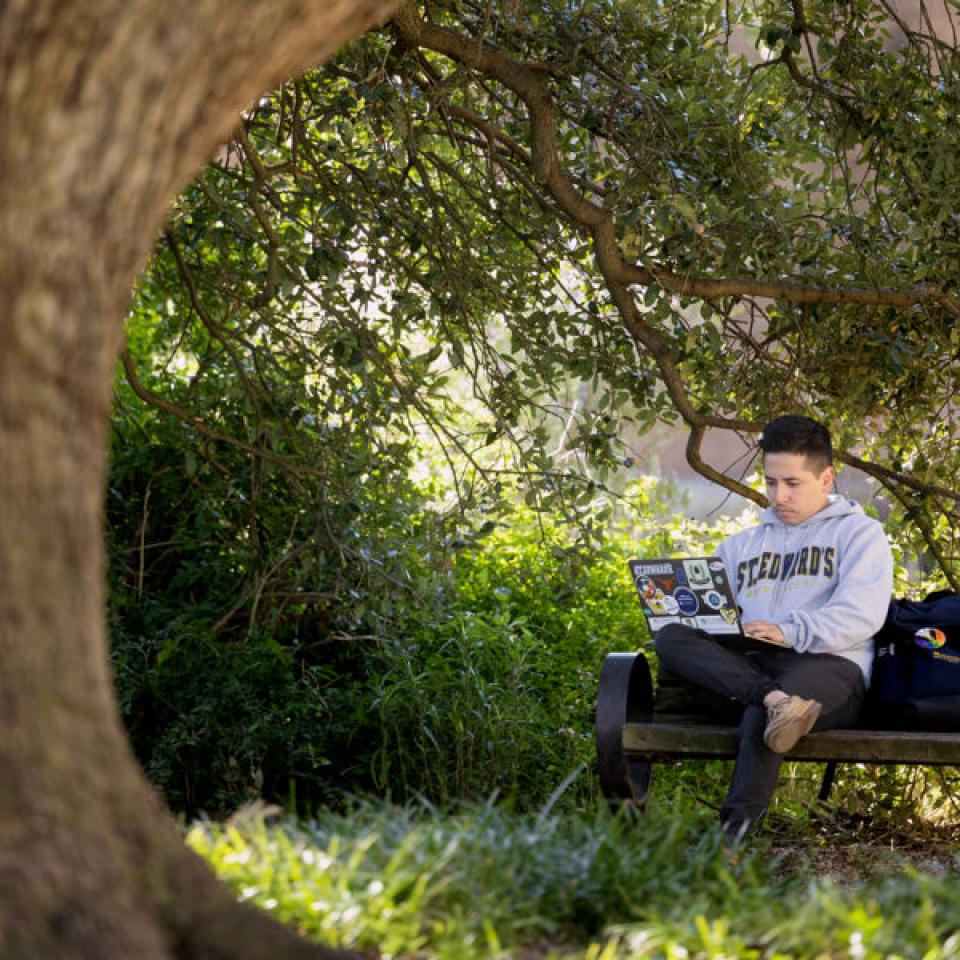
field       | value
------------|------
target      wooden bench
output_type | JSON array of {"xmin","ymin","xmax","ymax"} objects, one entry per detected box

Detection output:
[{"xmin": 595, "ymin": 651, "xmax": 960, "ymax": 807}]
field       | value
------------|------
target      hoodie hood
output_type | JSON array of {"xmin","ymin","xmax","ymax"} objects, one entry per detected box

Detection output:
[{"xmin": 758, "ymin": 494, "xmax": 863, "ymax": 530}]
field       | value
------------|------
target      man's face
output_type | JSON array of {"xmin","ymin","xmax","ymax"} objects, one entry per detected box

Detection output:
[{"xmin": 763, "ymin": 452, "xmax": 835, "ymax": 525}]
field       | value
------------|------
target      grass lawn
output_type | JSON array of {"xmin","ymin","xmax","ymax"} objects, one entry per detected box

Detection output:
[{"xmin": 188, "ymin": 794, "xmax": 960, "ymax": 959}]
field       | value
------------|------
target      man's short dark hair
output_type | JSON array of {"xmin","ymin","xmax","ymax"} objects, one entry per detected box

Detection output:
[{"xmin": 759, "ymin": 415, "xmax": 833, "ymax": 472}]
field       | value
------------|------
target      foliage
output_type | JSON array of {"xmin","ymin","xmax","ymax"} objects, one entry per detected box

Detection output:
[
  {"xmin": 109, "ymin": 348, "xmax": 453, "ymax": 812},
  {"xmin": 107, "ymin": 417, "xmax": 723, "ymax": 814},
  {"xmin": 366, "ymin": 485, "xmax": 745, "ymax": 806},
  {"xmin": 187, "ymin": 800, "xmax": 960, "ymax": 959},
  {"xmin": 112, "ymin": 0, "xmax": 960, "ymax": 815},
  {"xmin": 125, "ymin": 0, "xmax": 960, "ymax": 583}
]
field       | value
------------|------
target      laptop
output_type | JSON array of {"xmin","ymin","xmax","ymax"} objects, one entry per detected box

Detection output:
[{"xmin": 627, "ymin": 556, "xmax": 745, "ymax": 638}]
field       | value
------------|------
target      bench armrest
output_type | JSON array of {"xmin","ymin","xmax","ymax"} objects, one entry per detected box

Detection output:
[{"xmin": 595, "ymin": 652, "xmax": 655, "ymax": 803}]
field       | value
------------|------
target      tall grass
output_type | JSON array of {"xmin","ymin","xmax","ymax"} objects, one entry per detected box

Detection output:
[
  {"xmin": 365, "ymin": 494, "xmax": 742, "ymax": 810},
  {"xmin": 188, "ymin": 798, "xmax": 960, "ymax": 959}
]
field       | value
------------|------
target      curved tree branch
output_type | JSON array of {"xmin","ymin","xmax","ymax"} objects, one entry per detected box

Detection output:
[
  {"xmin": 391, "ymin": 0, "xmax": 960, "ymax": 574},
  {"xmin": 394, "ymin": 2, "xmax": 960, "ymax": 310},
  {"xmin": 685, "ymin": 423, "xmax": 766, "ymax": 507},
  {"xmin": 119, "ymin": 347, "xmax": 325, "ymax": 485},
  {"xmin": 836, "ymin": 450, "xmax": 960, "ymax": 504}
]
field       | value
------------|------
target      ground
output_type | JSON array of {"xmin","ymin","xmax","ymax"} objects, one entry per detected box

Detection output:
[{"xmin": 768, "ymin": 810, "xmax": 960, "ymax": 883}]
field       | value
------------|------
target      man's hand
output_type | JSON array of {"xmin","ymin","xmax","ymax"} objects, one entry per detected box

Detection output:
[{"xmin": 743, "ymin": 620, "xmax": 787, "ymax": 646}]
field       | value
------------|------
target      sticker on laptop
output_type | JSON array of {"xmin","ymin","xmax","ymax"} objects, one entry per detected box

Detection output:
[
  {"xmin": 703, "ymin": 590, "xmax": 727, "ymax": 610},
  {"xmin": 674, "ymin": 586, "xmax": 699, "ymax": 615},
  {"xmin": 683, "ymin": 560, "xmax": 712, "ymax": 589}
]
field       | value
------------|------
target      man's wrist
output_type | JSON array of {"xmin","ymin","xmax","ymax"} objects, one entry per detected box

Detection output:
[{"xmin": 777, "ymin": 622, "xmax": 798, "ymax": 649}]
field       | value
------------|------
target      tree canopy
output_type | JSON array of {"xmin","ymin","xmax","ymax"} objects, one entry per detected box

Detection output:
[{"xmin": 125, "ymin": 0, "xmax": 960, "ymax": 587}]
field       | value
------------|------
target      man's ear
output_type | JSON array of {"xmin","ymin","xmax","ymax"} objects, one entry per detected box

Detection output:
[{"xmin": 820, "ymin": 465, "xmax": 836, "ymax": 493}]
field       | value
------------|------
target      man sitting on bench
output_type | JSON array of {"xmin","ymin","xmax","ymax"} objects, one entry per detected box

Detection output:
[{"xmin": 654, "ymin": 415, "xmax": 893, "ymax": 841}]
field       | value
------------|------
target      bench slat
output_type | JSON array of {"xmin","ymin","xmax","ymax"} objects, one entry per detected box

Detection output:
[{"xmin": 622, "ymin": 722, "xmax": 960, "ymax": 764}]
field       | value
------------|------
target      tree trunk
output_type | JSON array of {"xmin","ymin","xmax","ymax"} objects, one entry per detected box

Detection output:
[{"xmin": 0, "ymin": 1, "xmax": 397, "ymax": 956}]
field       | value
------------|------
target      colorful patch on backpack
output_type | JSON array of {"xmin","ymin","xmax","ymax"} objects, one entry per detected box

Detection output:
[{"xmin": 915, "ymin": 627, "xmax": 947, "ymax": 650}]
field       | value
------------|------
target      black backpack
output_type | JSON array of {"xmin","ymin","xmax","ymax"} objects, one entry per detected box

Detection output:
[{"xmin": 865, "ymin": 591, "xmax": 960, "ymax": 730}]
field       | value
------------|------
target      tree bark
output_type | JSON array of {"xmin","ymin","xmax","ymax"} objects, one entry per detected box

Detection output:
[{"xmin": 0, "ymin": 1, "xmax": 396, "ymax": 957}]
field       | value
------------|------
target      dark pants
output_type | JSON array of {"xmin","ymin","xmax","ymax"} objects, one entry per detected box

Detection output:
[{"xmin": 654, "ymin": 623, "xmax": 865, "ymax": 832}]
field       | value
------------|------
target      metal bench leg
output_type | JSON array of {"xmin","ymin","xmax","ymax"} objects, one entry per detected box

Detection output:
[
  {"xmin": 625, "ymin": 756, "xmax": 652, "ymax": 807},
  {"xmin": 818, "ymin": 760, "xmax": 838, "ymax": 803}
]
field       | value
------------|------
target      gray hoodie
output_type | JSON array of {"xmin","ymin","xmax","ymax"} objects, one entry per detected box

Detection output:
[{"xmin": 715, "ymin": 496, "xmax": 893, "ymax": 682}]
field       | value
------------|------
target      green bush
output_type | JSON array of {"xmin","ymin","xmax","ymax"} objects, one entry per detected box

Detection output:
[
  {"xmin": 107, "ymin": 389, "xmax": 450, "ymax": 814},
  {"xmin": 109, "ymin": 437, "xmax": 739, "ymax": 814},
  {"xmin": 365, "ymin": 490, "xmax": 740, "ymax": 808}
]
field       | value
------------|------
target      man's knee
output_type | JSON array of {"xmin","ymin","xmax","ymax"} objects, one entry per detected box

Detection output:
[
  {"xmin": 653, "ymin": 622, "xmax": 685, "ymax": 659},
  {"xmin": 773, "ymin": 653, "xmax": 864, "ymax": 710},
  {"xmin": 653, "ymin": 622, "xmax": 701, "ymax": 666}
]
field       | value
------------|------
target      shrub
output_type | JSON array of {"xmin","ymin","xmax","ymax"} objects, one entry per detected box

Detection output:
[{"xmin": 365, "ymin": 489, "xmax": 743, "ymax": 808}]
